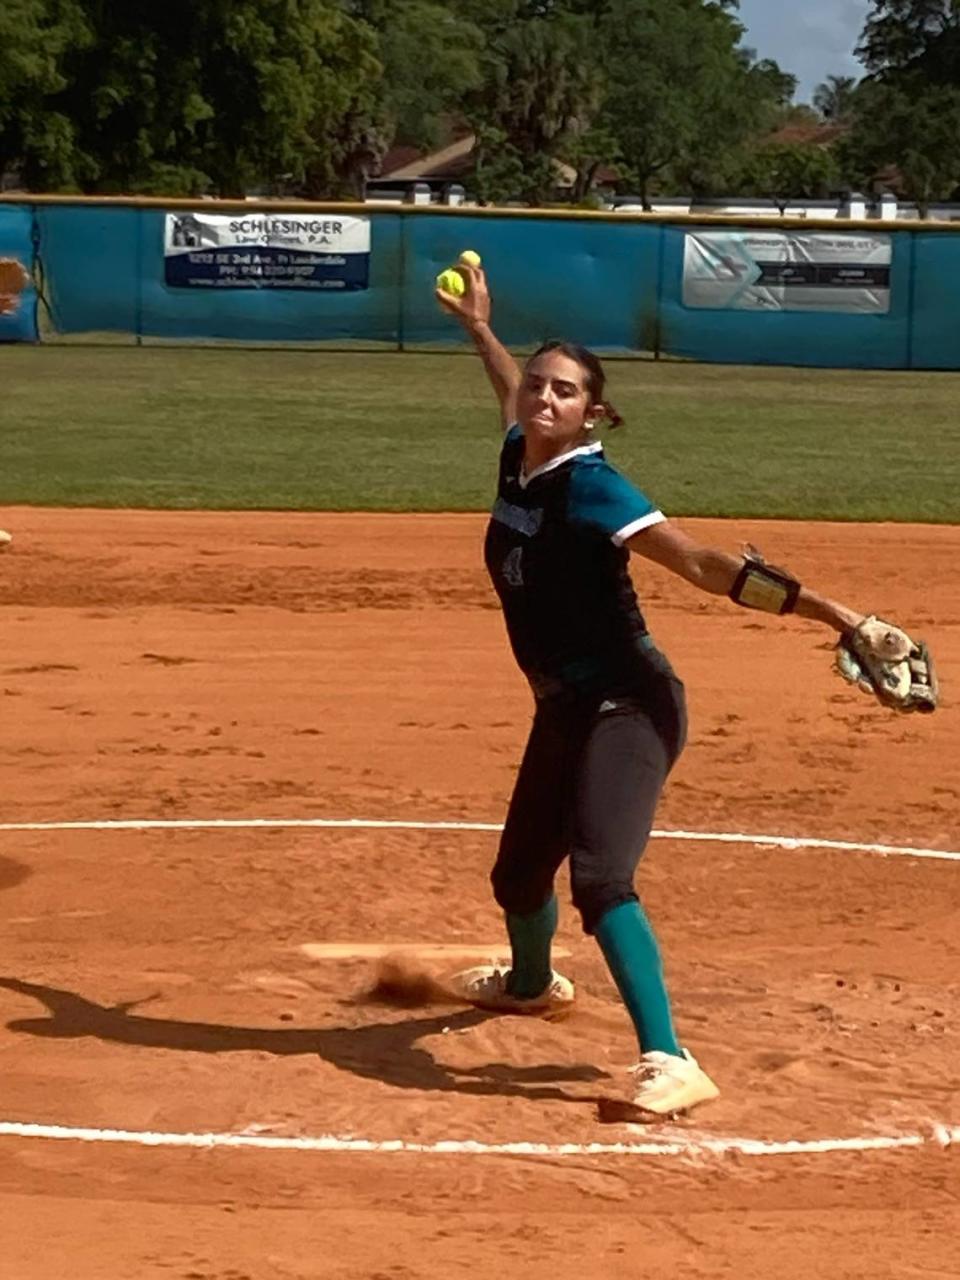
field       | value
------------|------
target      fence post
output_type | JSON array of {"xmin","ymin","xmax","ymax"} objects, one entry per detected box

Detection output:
[
  {"xmin": 30, "ymin": 205, "xmax": 42, "ymax": 344},
  {"xmin": 396, "ymin": 212, "xmax": 406, "ymax": 352},
  {"xmin": 134, "ymin": 208, "xmax": 144, "ymax": 346},
  {"xmin": 905, "ymin": 230, "xmax": 917, "ymax": 371},
  {"xmin": 653, "ymin": 223, "xmax": 666, "ymax": 361}
]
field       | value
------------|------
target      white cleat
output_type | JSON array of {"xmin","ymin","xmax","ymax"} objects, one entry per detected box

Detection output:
[
  {"xmin": 629, "ymin": 1049, "xmax": 720, "ymax": 1116},
  {"xmin": 451, "ymin": 965, "xmax": 575, "ymax": 1014}
]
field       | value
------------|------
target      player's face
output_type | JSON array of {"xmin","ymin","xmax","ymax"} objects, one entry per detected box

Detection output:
[{"xmin": 517, "ymin": 352, "xmax": 601, "ymax": 446}]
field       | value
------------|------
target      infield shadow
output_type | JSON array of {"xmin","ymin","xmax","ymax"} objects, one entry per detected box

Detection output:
[
  {"xmin": 0, "ymin": 857, "xmax": 31, "ymax": 892},
  {"xmin": 0, "ymin": 976, "xmax": 608, "ymax": 1103}
]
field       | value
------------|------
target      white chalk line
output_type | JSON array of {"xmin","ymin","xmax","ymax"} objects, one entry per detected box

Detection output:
[
  {"xmin": 0, "ymin": 1120, "xmax": 956, "ymax": 1160},
  {"xmin": 0, "ymin": 816, "xmax": 958, "ymax": 862}
]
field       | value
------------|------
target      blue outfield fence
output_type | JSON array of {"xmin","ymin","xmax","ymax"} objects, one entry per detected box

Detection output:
[{"xmin": 3, "ymin": 196, "xmax": 960, "ymax": 369}]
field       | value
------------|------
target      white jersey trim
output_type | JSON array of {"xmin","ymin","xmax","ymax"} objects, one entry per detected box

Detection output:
[
  {"xmin": 517, "ymin": 438, "xmax": 603, "ymax": 489},
  {"xmin": 611, "ymin": 509, "xmax": 666, "ymax": 547}
]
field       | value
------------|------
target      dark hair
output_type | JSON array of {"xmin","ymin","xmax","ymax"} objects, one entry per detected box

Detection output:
[{"xmin": 528, "ymin": 340, "xmax": 624, "ymax": 429}]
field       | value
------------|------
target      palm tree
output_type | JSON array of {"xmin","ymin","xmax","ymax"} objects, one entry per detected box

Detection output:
[{"xmin": 813, "ymin": 75, "xmax": 859, "ymax": 123}]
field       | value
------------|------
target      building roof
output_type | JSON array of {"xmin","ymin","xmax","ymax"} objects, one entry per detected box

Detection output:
[
  {"xmin": 380, "ymin": 135, "xmax": 475, "ymax": 180},
  {"xmin": 377, "ymin": 134, "xmax": 621, "ymax": 192},
  {"xmin": 767, "ymin": 122, "xmax": 848, "ymax": 147}
]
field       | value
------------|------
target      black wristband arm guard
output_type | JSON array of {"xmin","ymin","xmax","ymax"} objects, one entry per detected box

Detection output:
[{"xmin": 729, "ymin": 548, "xmax": 800, "ymax": 615}]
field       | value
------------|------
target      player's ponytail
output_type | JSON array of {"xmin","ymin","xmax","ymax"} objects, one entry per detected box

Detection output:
[{"xmin": 602, "ymin": 401, "xmax": 624, "ymax": 429}]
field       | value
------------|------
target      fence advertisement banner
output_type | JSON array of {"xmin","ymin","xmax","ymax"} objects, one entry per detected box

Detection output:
[
  {"xmin": 682, "ymin": 230, "xmax": 892, "ymax": 314},
  {"xmin": 163, "ymin": 211, "xmax": 371, "ymax": 291}
]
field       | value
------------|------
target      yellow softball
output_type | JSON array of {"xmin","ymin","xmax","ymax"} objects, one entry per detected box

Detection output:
[{"xmin": 436, "ymin": 267, "xmax": 466, "ymax": 297}]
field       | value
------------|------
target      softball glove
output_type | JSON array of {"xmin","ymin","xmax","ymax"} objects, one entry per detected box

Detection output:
[{"xmin": 836, "ymin": 616, "xmax": 938, "ymax": 713}]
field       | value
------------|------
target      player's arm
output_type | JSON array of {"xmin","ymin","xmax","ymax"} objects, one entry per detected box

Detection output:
[
  {"xmin": 436, "ymin": 264, "xmax": 521, "ymax": 430},
  {"xmin": 627, "ymin": 520, "xmax": 864, "ymax": 633}
]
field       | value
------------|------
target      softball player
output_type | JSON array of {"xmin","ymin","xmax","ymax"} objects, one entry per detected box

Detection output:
[{"xmin": 437, "ymin": 263, "xmax": 867, "ymax": 1116}]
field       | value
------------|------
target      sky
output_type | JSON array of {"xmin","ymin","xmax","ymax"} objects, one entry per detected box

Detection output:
[{"xmin": 736, "ymin": 0, "xmax": 871, "ymax": 104}]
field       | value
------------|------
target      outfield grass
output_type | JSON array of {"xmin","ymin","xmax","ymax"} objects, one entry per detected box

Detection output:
[{"xmin": 1, "ymin": 346, "xmax": 958, "ymax": 520}]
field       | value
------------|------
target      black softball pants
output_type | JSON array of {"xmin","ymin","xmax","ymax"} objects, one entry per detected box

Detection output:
[{"xmin": 491, "ymin": 687, "xmax": 687, "ymax": 935}]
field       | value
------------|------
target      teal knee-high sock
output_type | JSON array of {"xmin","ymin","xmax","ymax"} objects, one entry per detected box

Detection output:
[
  {"xmin": 505, "ymin": 895, "xmax": 558, "ymax": 998},
  {"xmin": 595, "ymin": 900, "xmax": 682, "ymax": 1056}
]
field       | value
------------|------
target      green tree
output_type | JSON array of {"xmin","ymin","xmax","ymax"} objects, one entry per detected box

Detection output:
[
  {"xmin": 347, "ymin": 1, "xmax": 485, "ymax": 154},
  {"xmin": 343, "ymin": 1, "xmax": 799, "ymax": 207},
  {"xmin": 562, "ymin": 123, "xmax": 622, "ymax": 203},
  {"xmin": 841, "ymin": 82, "xmax": 960, "ymax": 215},
  {"xmin": 457, "ymin": 1, "xmax": 605, "ymax": 204},
  {"xmin": 737, "ymin": 141, "xmax": 840, "ymax": 212},
  {"xmin": 842, "ymin": 1, "xmax": 960, "ymax": 214},
  {"xmin": 470, "ymin": 124, "xmax": 544, "ymax": 205},
  {"xmin": 44, "ymin": 0, "xmax": 381, "ymax": 197},
  {"xmin": 858, "ymin": 0, "xmax": 960, "ymax": 80},
  {"xmin": 0, "ymin": 0, "xmax": 91, "ymax": 188},
  {"xmin": 596, "ymin": 2, "xmax": 795, "ymax": 208}
]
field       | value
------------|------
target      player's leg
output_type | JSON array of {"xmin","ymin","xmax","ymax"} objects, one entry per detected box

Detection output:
[
  {"xmin": 570, "ymin": 700, "xmax": 679, "ymax": 1048},
  {"xmin": 454, "ymin": 702, "xmax": 582, "ymax": 1011},
  {"xmin": 494, "ymin": 703, "xmax": 574, "ymax": 997},
  {"xmin": 570, "ymin": 696, "xmax": 718, "ymax": 1113}
]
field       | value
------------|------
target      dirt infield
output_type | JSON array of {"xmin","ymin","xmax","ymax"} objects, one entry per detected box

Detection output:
[{"xmin": 0, "ymin": 507, "xmax": 958, "ymax": 1279}]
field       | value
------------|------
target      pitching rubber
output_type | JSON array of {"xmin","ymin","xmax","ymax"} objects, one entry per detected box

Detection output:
[{"xmin": 300, "ymin": 942, "xmax": 572, "ymax": 961}]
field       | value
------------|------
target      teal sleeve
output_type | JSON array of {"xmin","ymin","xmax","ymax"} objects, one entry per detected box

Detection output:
[{"xmin": 568, "ymin": 462, "xmax": 664, "ymax": 544}]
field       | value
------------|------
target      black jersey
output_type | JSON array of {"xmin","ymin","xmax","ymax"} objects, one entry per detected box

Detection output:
[{"xmin": 484, "ymin": 426, "xmax": 681, "ymax": 704}]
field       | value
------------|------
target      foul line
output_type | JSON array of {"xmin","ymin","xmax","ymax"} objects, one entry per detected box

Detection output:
[
  {"xmin": 0, "ymin": 816, "xmax": 958, "ymax": 863},
  {"xmin": 0, "ymin": 1120, "xmax": 956, "ymax": 1160}
]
